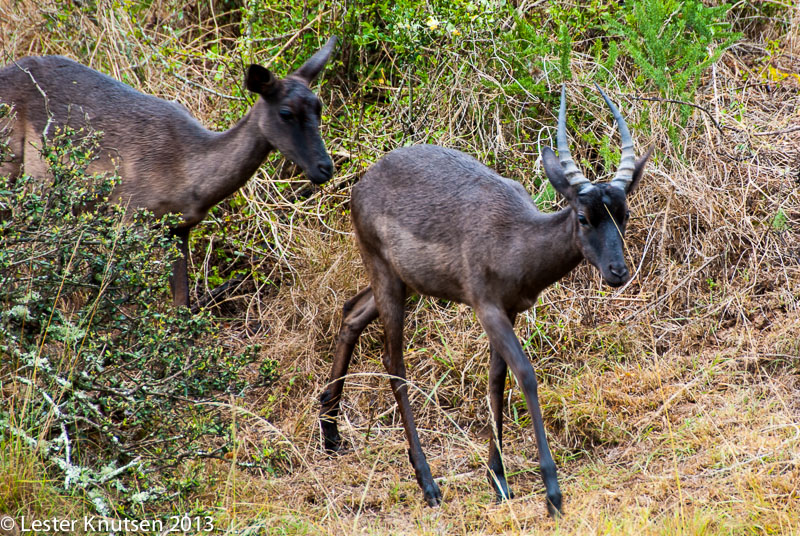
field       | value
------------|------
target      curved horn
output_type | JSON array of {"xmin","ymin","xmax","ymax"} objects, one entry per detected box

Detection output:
[
  {"xmin": 556, "ymin": 85, "xmax": 593, "ymax": 194},
  {"xmin": 594, "ymin": 83, "xmax": 636, "ymax": 192}
]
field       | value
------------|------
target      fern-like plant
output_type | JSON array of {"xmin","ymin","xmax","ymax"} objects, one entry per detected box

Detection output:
[{"xmin": 605, "ymin": 0, "xmax": 740, "ymax": 123}]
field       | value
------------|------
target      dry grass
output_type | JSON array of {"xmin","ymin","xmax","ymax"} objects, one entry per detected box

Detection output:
[{"xmin": 1, "ymin": 1, "xmax": 799, "ymax": 534}]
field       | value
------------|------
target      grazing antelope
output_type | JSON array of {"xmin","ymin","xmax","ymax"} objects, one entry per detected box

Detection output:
[
  {"xmin": 319, "ymin": 84, "xmax": 652, "ymax": 516},
  {"xmin": 0, "ymin": 37, "xmax": 337, "ymax": 307}
]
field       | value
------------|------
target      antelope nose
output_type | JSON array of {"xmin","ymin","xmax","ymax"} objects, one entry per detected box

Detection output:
[
  {"xmin": 609, "ymin": 265, "xmax": 629, "ymax": 279},
  {"xmin": 318, "ymin": 161, "xmax": 334, "ymax": 180}
]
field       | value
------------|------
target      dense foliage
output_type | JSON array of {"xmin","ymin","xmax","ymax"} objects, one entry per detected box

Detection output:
[{"xmin": 0, "ymin": 119, "xmax": 274, "ymax": 514}]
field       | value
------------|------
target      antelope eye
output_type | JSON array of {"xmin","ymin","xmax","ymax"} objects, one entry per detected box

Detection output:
[
  {"xmin": 578, "ymin": 213, "xmax": 589, "ymax": 226},
  {"xmin": 279, "ymin": 108, "xmax": 293, "ymax": 120}
]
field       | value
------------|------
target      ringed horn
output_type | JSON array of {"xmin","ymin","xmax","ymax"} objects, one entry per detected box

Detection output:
[{"xmin": 555, "ymin": 83, "xmax": 638, "ymax": 193}]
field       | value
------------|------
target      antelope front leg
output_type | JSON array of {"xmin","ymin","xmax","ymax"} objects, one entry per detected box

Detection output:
[
  {"xmin": 169, "ymin": 227, "xmax": 191, "ymax": 308},
  {"xmin": 319, "ymin": 287, "xmax": 379, "ymax": 452},
  {"xmin": 477, "ymin": 305, "xmax": 562, "ymax": 517}
]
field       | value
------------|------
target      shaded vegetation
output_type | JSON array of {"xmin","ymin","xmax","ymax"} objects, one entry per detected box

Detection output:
[{"xmin": 0, "ymin": 124, "xmax": 276, "ymax": 515}]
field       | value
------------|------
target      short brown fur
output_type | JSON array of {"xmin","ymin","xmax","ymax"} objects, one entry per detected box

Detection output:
[{"xmin": 0, "ymin": 37, "xmax": 337, "ymax": 306}]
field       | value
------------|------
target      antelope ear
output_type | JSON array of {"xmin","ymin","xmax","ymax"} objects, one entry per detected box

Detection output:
[
  {"xmin": 245, "ymin": 64, "xmax": 279, "ymax": 97},
  {"xmin": 292, "ymin": 36, "xmax": 338, "ymax": 84},
  {"xmin": 626, "ymin": 146, "xmax": 654, "ymax": 194},
  {"xmin": 542, "ymin": 146, "xmax": 575, "ymax": 202}
]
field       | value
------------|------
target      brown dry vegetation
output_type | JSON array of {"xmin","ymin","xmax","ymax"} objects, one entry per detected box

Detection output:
[{"xmin": 1, "ymin": 1, "xmax": 799, "ymax": 534}]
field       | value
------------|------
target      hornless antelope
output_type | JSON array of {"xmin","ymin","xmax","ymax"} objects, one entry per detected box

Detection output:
[
  {"xmin": 319, "ymin": 84, "xmax": 652, "ymax": 516},
  {"xmin": 0, "ymin": 37, "xmax": 337, "ymax": 307}
]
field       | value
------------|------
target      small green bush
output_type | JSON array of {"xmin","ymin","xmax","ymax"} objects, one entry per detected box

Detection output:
[
  {"xmin": 0, "ymin": 120, "xmax": 277, "ymax": 515},
  {"xmin": 605, "ymin": 0, "xmax": 741, "ymax": 123}
]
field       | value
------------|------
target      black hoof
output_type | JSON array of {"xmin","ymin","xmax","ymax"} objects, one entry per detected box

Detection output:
[
  {"xmin": 546, "ymin": 490, "xmax": 563, "ymax": 518},
  {"xmin": 487, "ymin": 470, "xmax": 514, "ymax": 502},
  {"xmin": 320, "ymin": 419, "xmax": 344, "ymax": 453},
  {"xmin": 424, "ymin": 481, "xmax": 442, "ymax": 507},
  {"xmin": 494, "ymin": 485, "xmax": 514, "ymax": 503}
]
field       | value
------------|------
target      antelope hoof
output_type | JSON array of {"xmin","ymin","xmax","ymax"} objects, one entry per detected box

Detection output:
[
  {"xmin": 546, "ymin": 490, "xmax": 563, "ymax": 518},
  {"xmin": 320, "ymin": 419, "xmax": 344, "ymax": 453},
  {"xmin": 488, "ymin": 471, "xmax": 514, "ymax": 503},
  {"xmin": 423, "ymin": 481, "xmax": 442, "ymax": 507}
]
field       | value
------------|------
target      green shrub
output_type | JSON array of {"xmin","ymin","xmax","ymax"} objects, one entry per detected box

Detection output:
[
  {"xmin": 605, "ymin": 0, "xmax": 741, "ymax": 123},
  {"xmin": 0, "ymin": 120, "xmax": 277, "ymax": 515}
]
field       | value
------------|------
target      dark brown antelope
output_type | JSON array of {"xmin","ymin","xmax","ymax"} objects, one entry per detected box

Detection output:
[
  {"xmin": 0, "ymin": 37, "xmax": 337, "ymax": 307},
  {"xmin": 319, "ymin": 84, "xmax": 652, "ymax": 516}
]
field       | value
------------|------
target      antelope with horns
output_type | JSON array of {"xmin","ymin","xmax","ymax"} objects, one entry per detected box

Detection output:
[
  {"xmin": 319, "ymin": 84, "xmax": 652, "ymax": 516},
  {"xmin": 0, "ymin": 37, "xmax": 337, "ymax": 307}
]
